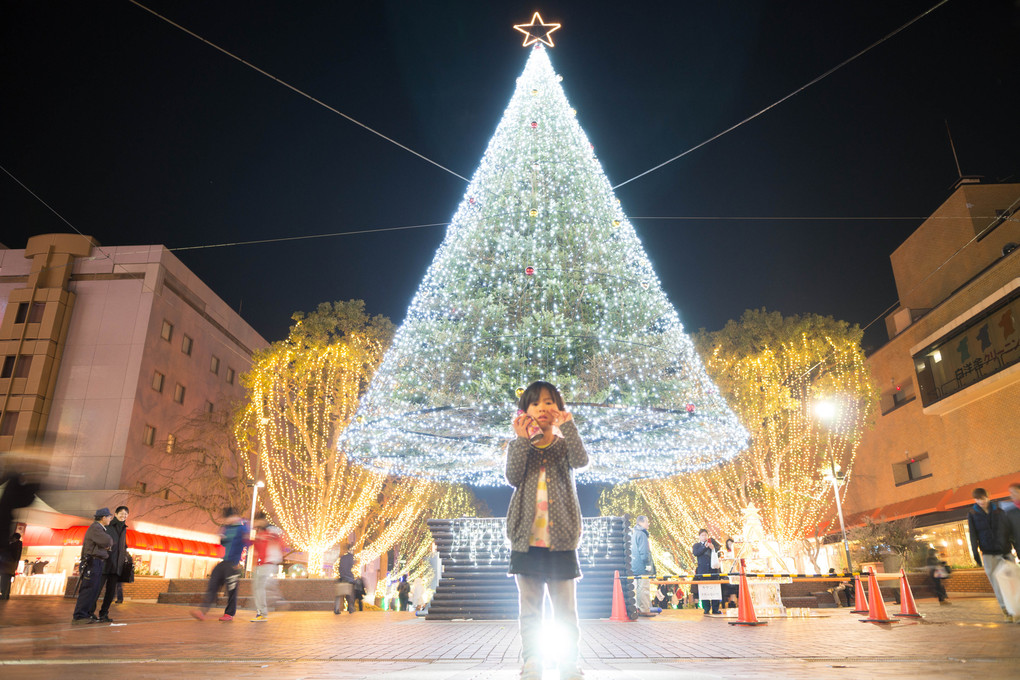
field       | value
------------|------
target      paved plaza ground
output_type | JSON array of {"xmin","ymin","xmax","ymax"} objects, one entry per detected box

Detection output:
[{"xmin": 1, "ymin": 595, "xmax": 1018, "ymax": 679}]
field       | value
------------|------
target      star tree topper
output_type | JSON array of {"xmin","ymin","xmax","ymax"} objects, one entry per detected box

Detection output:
[{"xmin": 514, "ymin": 12, "xmax": 561, "ymax": 47}]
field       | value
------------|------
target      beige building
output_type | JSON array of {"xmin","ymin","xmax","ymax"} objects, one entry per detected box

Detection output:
[
  {"xmin": 1, "ymin": 234, "xmax": 268, "ymax": 581},
  {"xmin": 842, "ymin": 181, "xmax": 1020, "ymax": 566}
]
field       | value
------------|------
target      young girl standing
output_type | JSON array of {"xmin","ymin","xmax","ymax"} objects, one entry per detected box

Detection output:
[{"xmin": 506, "ymin": 381, "xmax": 589, "ymax": 680}]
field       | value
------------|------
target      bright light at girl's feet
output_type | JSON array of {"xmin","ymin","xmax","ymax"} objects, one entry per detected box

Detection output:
[{"xmin": 539, "ymin": 619, "xmax": 570, "ymax": 668}]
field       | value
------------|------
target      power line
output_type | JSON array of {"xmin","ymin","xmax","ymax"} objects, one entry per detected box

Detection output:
[
  {"xmin": 1, "ymin": 163, "xmax": 84, "ymax": 236},
  {"xmin": 612, "ymin": 0, "xmax": 952, "ymax": 190},
  {"xmin": 630, "ymin": 215, "xmax": 1003, "ymax": 222},
  {"xmin": 169, "ymin": 222, "xmax": 449, "ymax": 252},
  {"xmin": 0, "ymin": 162, "xmax": 254, "ymax": 366},
  {"xmin": 125, "ymin": 0, "xmax": 469, "ymax": 183}
]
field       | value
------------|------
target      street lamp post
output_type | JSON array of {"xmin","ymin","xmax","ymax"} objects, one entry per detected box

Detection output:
[
  {"xmin": 825, "ymin": 463, "xmax": 853, "ymax": 572},
  {"xmin": 814, "ymin": 399, "xmax": 853, "ymax": 573},
  {"xmin": 246, "ymin": 480, "xmax": 265, "ymax": 577}
]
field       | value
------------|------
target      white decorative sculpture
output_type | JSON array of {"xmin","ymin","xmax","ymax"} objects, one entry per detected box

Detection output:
[{"xmin": 727, "ymin": 503, "xmax": 792, "ymax": 617}]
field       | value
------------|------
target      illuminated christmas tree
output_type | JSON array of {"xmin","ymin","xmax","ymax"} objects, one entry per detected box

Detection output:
[{"xmin": 344, "ymin": 43, "xmax": 747, "ymax": 485}]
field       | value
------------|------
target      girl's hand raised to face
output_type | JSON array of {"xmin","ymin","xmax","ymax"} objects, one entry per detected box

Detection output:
[
  {"xmin": 553, "ymin": 411, "xmax": 572, "ymax": 426},
  {"xmin": 511, "ymin": 413, "xmax": 532, "ymax": 439}
]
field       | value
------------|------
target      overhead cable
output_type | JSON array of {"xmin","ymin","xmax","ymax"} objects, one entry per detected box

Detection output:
[
  {"xmin": 126, "ymin": 0, "xmax": 469, "ymax": 182},
  {"xmin": 612, "ymin": 0, "xmax": 952, "ymax": 190}
]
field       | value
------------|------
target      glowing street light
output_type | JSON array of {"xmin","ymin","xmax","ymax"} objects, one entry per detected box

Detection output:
[{"xmin": 814, "ymin": 399, "xmax": 838, "ymax": 421}]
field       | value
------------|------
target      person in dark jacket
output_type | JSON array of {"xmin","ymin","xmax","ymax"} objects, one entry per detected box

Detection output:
[
  {"xmin": 352, "ymin": 576, "xmax": 366, "ymax": 611},
  {"xmin": 630, "ymin": 516, "xmax": 655, "ymax": 616},
  {"xmin": 1003, "ymin": 482, "xmax": 1020, "ymax": 560},
  {"xmin": 692, "ymin": 529, "xmax": 721, "ymax": 615},
  {"xmin": 72, "ymin": 508, "xmax": 114, "ymax": 623},
  {"xmin": 925, "ymin": 548, "xmax": 951, "ymax": 605},
  {"xmin": 334, "ymin": 545, "xmax": 356, "ymax": 614},
  {"xmin": 967, "ymin": 488, "xmax": 1010, "ymax": 618},
  {"xmin": 94, "ymin": 506, "xmax": 129, "ymax": 622},
  {"xmin": 396, "ymin": 574, "xmax": 410, "ymax": 611},
  {"xmin": 1, "ymin": 532, "xmax": 23, "ymax": 599}
]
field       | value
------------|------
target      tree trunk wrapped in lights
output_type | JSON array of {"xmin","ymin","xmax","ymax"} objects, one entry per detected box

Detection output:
[
  {"xmin": 235, "ymin": 301, "xmax": 397, "ymax": 576},
  {"xmin": 342, "ymin": 45, "xmax": 747, "ymax": 485},
  {"xmin": 601, "ymin": 310, "xmax": 876, "ymax": 567}
]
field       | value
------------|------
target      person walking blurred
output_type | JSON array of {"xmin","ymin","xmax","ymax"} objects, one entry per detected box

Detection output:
[
  {"xmin": 250, "ymin": 512, "xmax": 285, "ymax": 622},
  {"xmin": 1002, "ymin": 482, "xmax": 1020, "ymax": 559},
  {"xmin": 925, "ymin": 549, "xmax": 951, "ymax": 605},
  {"xmin": 967, "ymin": 488, "xmax": 1010, "ymax": 620},
  {"xmin": 1, "ymin": 531, "xmax": 23, "ymax": 600},
  {"xmin": 192, "ymin": 507, "xmax": 249, "ymax": 622}
]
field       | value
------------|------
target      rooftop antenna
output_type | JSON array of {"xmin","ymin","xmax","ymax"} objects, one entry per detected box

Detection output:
[
  {"xmin": 946, "ymin": 119, "xmax": 981, "ymax": 189},
  {"xmin": 946, "ymin": 119, "xmax": 963, "ymax": 179}
]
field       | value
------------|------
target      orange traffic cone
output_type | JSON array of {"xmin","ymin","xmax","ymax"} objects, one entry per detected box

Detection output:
[
  {"xmin": 728, "ymin": 558, "xmax": 767, "ymax": 626},
  {"xmin": 609, "ymin": 570, "xmax": 632, "ymax": 622},
  {"xmin": 859, "ymin": 565, "xmax": 898, "ymax": 623},
  {"xmin": 894, "ymin": 568, "xmax": 922, "ymax": 618},
  {"xmin": 850, "ymin": 573, "xmax": 869, "ymax": 614}
]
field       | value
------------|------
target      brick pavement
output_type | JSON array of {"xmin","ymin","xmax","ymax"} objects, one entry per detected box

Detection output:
[{"xmin": 0, "ymin": 596, "xmax": 1018, "ymax": 679}]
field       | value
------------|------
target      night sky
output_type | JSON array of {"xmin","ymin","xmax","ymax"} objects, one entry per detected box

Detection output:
[{"xmin": 3, "ymin": 0, "xmax": 1019, "ymax": 355}]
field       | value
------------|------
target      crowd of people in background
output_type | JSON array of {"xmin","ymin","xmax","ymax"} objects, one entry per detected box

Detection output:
[
  {"xmin": 627, "ymin": 483, "xmax": 1020, "ymax": 621},
  {"xmin": 6, "ymin": 455, "xmax": 1020, "ymax": 631},
  {"xmin": 631, "ymin": 519, "xmax": 735, "ymax": 617}
]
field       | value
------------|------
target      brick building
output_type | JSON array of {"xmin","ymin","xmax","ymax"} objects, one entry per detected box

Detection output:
[
  {"xmin": 841, "ymin": 181, "xmax": 1020, "ymax": 567},
  {"xmin": 1, "ymin": 234, "xmax": 268, "ymax": 580}
]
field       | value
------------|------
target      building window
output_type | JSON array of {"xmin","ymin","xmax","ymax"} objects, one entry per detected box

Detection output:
[
  {"xmin": 166, "ymin": 433, "xmax": 176, "ymax": 454},
  {"xmin": 161, "ymin": 320, "xmax": 174, "ymax": 342},
  {"xmin": 142, "ymin": 425, "xmax": 156, "ymax": 446},
  {"xmin": 914, "ymin": 288, "xmax": 1020, "ymax": 406},
  {"xmin": 206, "ymin": 400, "xmax": 215, "ymax": 414},
  {"xmin": 151, "ymin": 371, "xmax": 165, "ymax": 393},
  {"xmin": 225, "ymin": 367, "xmax": 235, "ymax": 385},
  {"xmin": 27, "ymin": 303, "xmax": 45, "ymax": 323},
  {"xmin": 13, "ymin": 356, "xmax": 32, "ymax": 379},
  {"xmin": 181, "ymin": 335, "xmax": 193, "ymax": 356},
  {"xmin": 137, "ymin": 482, "xmax": 147, "ymax": 494},
  {"xmin": 173, "ymin": 383, "xmax": 186, "ymax": 404},
  {"xmin": 0, "ymin": 411, "xmax": 19, "ymax": 436},
  {"xmin": 893, "ymin": 453, "xmax": 932, "ymax": 486},
  {"xmin": 14, "ymin": 302, "xmax": 45, "ymax": 324},
  {"xmin": 3, "ymin": 355, "xmax": 33, "ymax": 380},
  {"xmin": 210, "ymin": 355, "xmax": 220, "ymax": 375}
]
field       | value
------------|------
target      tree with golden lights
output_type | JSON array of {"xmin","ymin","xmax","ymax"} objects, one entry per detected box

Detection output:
[
  {"xmin": 601, "ymin": 310, "xmax": 876, "ymax": 572},
  {"xmin": 235, "ymin": 301, "xmax": 397, "ymax": 576},
  {"xmin": 396, "ymin": 484, "xmax": 490, "ymax": 584}
]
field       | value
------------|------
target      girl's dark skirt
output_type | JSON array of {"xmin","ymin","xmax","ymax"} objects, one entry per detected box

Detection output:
[{"xmin": 508, "ymin": 546, "xmax": 580, "ymax": 580}]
